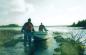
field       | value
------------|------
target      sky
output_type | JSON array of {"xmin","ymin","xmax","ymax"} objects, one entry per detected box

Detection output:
[{"xmin": 0, "ymin": 0, "xmax": 86, "ymax": 26}]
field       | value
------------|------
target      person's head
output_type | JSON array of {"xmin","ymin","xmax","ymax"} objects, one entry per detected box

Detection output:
[
  {"xmin": 41, "ymin": 23, "xmax": 43, "ymax": 25},
  {"xmin": 28, "ymin": 18, "xmax": 31, "ymax": 22}
]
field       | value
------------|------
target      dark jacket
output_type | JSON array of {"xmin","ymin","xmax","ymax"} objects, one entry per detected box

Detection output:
[
  {"xmin": 39, "ymin": 25, "xmax": 47, "ymax": 32},
  {"xmin": 21, "ymin": 22, "xmax": 35, "ymax": 32}
]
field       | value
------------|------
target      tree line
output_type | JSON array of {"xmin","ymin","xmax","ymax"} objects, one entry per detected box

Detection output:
[
  {"xmin": 71, "ymin": 19, "xmax": 86, "ymax": 27},
  {"xmin": 0, "ymin": 24, "xmax": 20, "ymax": 27}
]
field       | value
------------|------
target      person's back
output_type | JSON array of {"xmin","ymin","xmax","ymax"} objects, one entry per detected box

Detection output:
[
  {"xmin": 24, "ymin": 22, "xmax": 34, "ymax": 32},
  {"xmin": 22, "ymin": 18, "xmax": 34, "ymax": 32},
  {"xmin": 39, "ymin": 23, "xmax": 47, "ymax": 32},
  {"xmin": 39, "ymin": 24, "xmax": 44, "ymax": 32}
]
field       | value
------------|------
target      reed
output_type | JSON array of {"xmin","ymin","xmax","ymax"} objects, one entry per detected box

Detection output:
[
  {"xmin": 54, "ymin": 31, "xmax": 85, "ymax": 55},
  {"xmin": 0, "ymin": 30, "xmax": 21, "ymax": 46}
]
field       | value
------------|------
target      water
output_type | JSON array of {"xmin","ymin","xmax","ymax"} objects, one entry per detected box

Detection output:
[
  {"xmin": 0, "ymin": 34, "xmax": 58, "ymax": 55},
  {"xmin": 0, "ymin": 26, "xmax": 86, "ymax": 55},
  {"xmin": 0, "ymin": 26, "xmax": 83, "ymax": 32}
]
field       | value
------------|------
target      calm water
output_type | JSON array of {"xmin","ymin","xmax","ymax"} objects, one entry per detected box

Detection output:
[
  {"xmin": 0, "ymin": 26, "xmax": 86, "ymax": 42},
  {"xmin": 0, "ymin": 26, "xmax": 83, "ymax": 31},
  {"xmin": 0, "ymin": 27, "xmax": 86, "ymax": 55},
  {"xmin": 0, "ymin": 26, "xmax": 86, "ymax": 35}
]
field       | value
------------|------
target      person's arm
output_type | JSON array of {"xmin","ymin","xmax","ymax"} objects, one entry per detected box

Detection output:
[
  {"xmin": 31, "ymin": 23, "xmax": 35, "ymax": 32},
  {"xmin": 21, "ymin": 23, "xmax": 26, "ymax": 33},
  {"xmin": 38, "ymin": 26, "xmax": 40, "ymax": 31},
  {"xmin": 43, "ymin": 25, "xmax": 48, "ymax": 32}
]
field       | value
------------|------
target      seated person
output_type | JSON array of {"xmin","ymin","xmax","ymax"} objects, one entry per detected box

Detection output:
[{"xmin": 39, "ymin": 23, "xmax": 48, "ymax": 32}]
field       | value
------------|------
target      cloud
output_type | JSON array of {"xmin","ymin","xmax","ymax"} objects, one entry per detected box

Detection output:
[
  {"xmin": 0, "ymin": 0, "xmax": 27, "ymax": 19},
  {"xmin": 0, "ymin": 0, "xmax": 86, "ymax": 25}
]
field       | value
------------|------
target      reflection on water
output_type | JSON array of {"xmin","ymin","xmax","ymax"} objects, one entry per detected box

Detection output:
[
  {"xmin": 0, "ymin": 27, "xmax": 86, "ymax": 55},
  {"xmin": 0, "ymin": 34, "xmax": 57, "ymax": 55},
  {"xmin": 0, "ymin": 42, "xmax": 25, "ymax": 55},
  {"xmin": 24, "ymin": 36, "xmax": 57, "ymax": 55},
  {"xmin": 0, "ymin": 26, "xmax": 82, "ymax": 32}
]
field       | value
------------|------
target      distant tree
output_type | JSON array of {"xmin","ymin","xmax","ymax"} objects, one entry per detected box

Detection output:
[
  {"xmin": 71, "ymin": 19, "xmax": 86, "ymax": 27},
  {"xmin": 7, "ymin": 24, "xmax": 19, "ymax": 27},
  {"xmin": 0, "ymin": 24, "xmax": 20, "ymax": 27},
  {"xmin": 71, "ymin": 22, "xmax": 76, "ymax": 26}
]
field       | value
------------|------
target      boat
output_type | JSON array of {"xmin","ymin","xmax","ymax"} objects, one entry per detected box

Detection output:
[{"xmin": 33, "ymin": 31, "xmax": 52, "ymax": 39}]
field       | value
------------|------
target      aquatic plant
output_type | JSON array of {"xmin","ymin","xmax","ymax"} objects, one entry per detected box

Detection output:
[
  {"xmin": 54, "ymin": 31, "xmax": 86, "ymax": 55},
  {"xmin": 0, "ymin": 30, "xmax": 21, "ymax": 46}
]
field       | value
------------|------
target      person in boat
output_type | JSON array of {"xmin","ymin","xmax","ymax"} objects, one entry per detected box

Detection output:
[
  {"xmin": 39, "ymin": 23, "xmax": 48, "ymax": 32},
  {"xmin": 21, "ymin": 18, "xmax": 35, "ymax": 47}
]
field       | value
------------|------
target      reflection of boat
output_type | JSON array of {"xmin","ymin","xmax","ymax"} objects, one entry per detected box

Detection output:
[
  {"xmin": 33, "ymin": 32, "xmax": 49, "ymax": 51},
  {"xmin": 24, "ymin": 32, "xmax": 49, "ymax": 55},
  {"xmin": 24, "ymin": 31, "xmax": 53, "ymax": 55}
]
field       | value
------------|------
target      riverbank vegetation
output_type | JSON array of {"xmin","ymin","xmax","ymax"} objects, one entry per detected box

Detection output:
[
  {"xmin": 71, "ymin": 19, "xmax": 86, "ymax": 28},
  {"xmin": 53, "ymin": 32, "xmax": 86, "ymax": 55},
  {"xmin": 0, "ymin": 24, "xmax": 20, "ymax": 27},
  {"xmin": 0, "ymin": 30, "xmax": 21, "ymax": 47}
]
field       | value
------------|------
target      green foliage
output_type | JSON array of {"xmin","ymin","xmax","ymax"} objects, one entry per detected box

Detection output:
[
  {"xmin": 0, "ymin": 24, "xmax": 20, "ymax": 27},
  {"xmin": 4, "ymin": 39, "xmax": 19, "ymax": 47},
  {"xmin": 0, "ymin": 30, "xmax": 21, "ymax": 46},
  {"xmin": 71, "ymin": 19, "xmax": 86, "ymax": 27},
  {"xmin": 54, "ymin": 32, "xmax": 85, "ymax": 55}
]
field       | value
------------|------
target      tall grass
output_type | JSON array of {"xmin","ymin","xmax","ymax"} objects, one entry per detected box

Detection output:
[
  {"xmin": 54, "ymin": 31, "xmax": 86, "ymax": 55},
  {"xmin": 0, "ymin": 30, "xmax": 21, "ymax": 46}
]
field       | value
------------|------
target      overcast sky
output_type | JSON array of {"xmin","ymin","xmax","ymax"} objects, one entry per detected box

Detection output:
[{"xmin": 0, "ymin": 0, "xmax": 86, "ymax": 26}]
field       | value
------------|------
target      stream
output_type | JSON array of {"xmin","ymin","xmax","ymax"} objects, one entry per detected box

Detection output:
[{"xmin": 0, "ymin": 33, "xmax": 58, "ymax": 55}]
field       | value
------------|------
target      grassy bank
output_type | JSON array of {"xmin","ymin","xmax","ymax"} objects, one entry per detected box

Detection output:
[
  {"xmin": 0, "ymin": 30, "xmax": 21, "ymax": 46},
  {"xmin": 53, "ymin": 32, "xmax": 85, "ymax": 55}
]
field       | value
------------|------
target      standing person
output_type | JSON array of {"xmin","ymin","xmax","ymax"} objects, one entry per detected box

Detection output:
[
  {"xmin": 39, "ymin": 23, "xmax": 47, "ymax": 32},
  {"xmin": 21, "ymin": 18, "xmax": 35, "ymax": 47}
]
